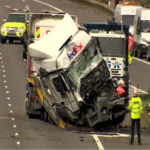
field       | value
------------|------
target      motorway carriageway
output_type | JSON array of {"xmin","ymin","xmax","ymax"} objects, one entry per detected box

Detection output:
[{"xmin": 0, "ymin": 0, "xmax": 150, "ymax": 149}]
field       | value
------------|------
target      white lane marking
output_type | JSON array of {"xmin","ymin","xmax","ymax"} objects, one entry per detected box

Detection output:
[
  {"xmin": 5, "ymin": 5, "xmax": 11, "ymax": 8},
  {"xmin": 5, "ymin": 86, "xmax": 8, "ymax": 88},
  {"xmin": 2, "ymin": 70, "xmax": 5, "ymax": 72},
  {"xmin": 4, "ymin": 80, "xmax": 6, "ymax": 83},
  {"xmin": 1, "ymin": 66, "xmax": 4, "ymax": 68},
  {"xmin": 0, "ymin": 57, "xmax": 2, "ymax": 59},
  {"xmin": 32, "ymin": 0, "xmax": 63, "ymax": 11},
  {"xmin": 12, "ymin": 118, "xmax": 15, "ymax": 120},
  {"xmin": 8, "ymin": 104, "xmax": 11, "ymax": 106},
  {"xmin": 7, "ymin": 97, "xmax": 10, "ymax": 100},
  {"xmin": 0, "ymin": 117, "xmax": 9, "ymax": 119},
  {"xmin": 3, "ymin": 75, "xmax": 6, "ymax": 77},
  {"xmin": 13, "ymin": 125, "xmax": 17, "ymax": 128},
  {"xmin": 129, "ymin": 85, "xmax": 148, "ymax": 94},
  {"xmin": 133, "ymin": 57, "xmax": 150, "ymax": 65},
  {"xmin": 6, "ymin": 91, "xmax": 9, "ymax": 94},
  {"xmin": 10, "ymin": 110, "xmax": 13, "ymax": 113},
  {"xmin": 93, "ymin": 134, "xmax": 104, "ymax": 150},
  {"xmin": 1, "ymin": 61, "xmax": 3, "ymax": 63}
]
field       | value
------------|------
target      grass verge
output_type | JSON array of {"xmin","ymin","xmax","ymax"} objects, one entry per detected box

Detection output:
[
  {"xmin": 64, "ymin": 0, "xmax": 113, "ymax": 20},
  {"xmin": 139, "ymin": 94, "xmax": 150, "ymax": 128}
]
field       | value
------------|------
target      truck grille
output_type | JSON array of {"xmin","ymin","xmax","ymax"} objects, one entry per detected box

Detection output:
[{"xmin": 80, "ymin": 59, "xmax": 110, "ymax": 99}]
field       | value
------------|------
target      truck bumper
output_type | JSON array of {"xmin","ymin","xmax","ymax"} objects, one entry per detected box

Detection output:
[{"xmin": 86, "ymin": 97, "xmax": 126, "ymax": 127}]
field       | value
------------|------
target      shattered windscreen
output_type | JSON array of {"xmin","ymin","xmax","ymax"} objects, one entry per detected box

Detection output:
[
  {"xmin": 97, "ymin": 37, "xmax": 126, "ymax": 57},
  {"xmin": 66, "ymin": 38, "xmax": 103, "ymax": 90}
]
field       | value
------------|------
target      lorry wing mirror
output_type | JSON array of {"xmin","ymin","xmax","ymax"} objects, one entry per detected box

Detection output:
[
  {"xmin": 3, "ymin": 18, "xmax": 6, "ymax": 22},
  {"xmin": 22, "ymin": 49, "xmax": 27, "ymax": 62}
]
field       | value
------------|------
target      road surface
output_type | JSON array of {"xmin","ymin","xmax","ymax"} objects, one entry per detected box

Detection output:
[{"xmin": 0, "ymin": 0, "xmax": 150, "ymax": 149}]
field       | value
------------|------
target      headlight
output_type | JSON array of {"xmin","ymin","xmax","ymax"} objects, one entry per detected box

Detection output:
[
  {"xmin": 19, "ymin": 27, "xmax": 24, "ymax": 32},
  {"xmin": 2, "ymin": 27, "xmax": 7, "ymax": 31}
]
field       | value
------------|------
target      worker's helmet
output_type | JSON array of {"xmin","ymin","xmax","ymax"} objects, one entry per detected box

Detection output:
[{"xmin": 118, "ymin": 79, "xmax": 124, "ymax": 86}]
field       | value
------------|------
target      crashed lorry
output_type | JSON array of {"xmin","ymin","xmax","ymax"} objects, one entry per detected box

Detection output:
[
  {"xmin": 24, "ymin": 13, "xmax": 128, "ymax": 129},
  {"xmin": 83, "ymin": 20, "xmax": 130, "ymax": 95}
]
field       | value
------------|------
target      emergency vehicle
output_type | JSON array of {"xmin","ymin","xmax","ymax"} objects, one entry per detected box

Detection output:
[
  {"xmin": 133, "ymin": 5, "xmax": 150, "ymax": 59},
  {"xmin": 114, "ymin": 1, "xmax": 141, "ymax": 35},
  {"xmin": 83, "ymin": 20, "xmax": 130, "ymax": 95},
  {"xmin": 0, "ymin": 8, "xmax": 31, "ymax": 44}
]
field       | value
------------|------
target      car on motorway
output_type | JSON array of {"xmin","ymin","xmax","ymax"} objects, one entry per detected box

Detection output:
[{"xmin": 0, "ymin": 8, "xmax": 31, "ymax": 44}]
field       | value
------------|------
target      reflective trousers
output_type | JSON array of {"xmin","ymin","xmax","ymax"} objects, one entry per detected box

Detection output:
[
  {"xmin": 128, "ymin": 50, "xmax": 132, "ymax": 65},
  {"xmin": 131, "ymin": 118, "xmax": 141, "ymax": 143}
]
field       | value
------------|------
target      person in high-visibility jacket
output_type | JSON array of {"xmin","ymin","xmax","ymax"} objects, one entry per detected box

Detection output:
[
  {"xmin": 128, "ymin": 89, "xmax": 143, "ymax": 145},
  {"xmin": 128, "ymin": 32, "xmax": 134, "ymax": 65}
]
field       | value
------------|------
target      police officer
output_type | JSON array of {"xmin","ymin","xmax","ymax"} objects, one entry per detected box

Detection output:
[{"xmin": 128, "ymin": 89, "xmax": 143, "ymax": 145}]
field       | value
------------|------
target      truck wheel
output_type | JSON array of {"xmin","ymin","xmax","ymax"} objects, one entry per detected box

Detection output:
[
  {"xmin": 138, "ymin": 48, "xmax": 142, "ymax": 58},
  {"xmin": 9, "ymin": 39, "xmax": 13, "ymax": 44},
  {"xmin": 1, "ymin": 38, "xmax": 6, "ymax": 44},
  {"xmin": 28, "ymin": 114, "xmax": 34, "ymax": 119},
  {"xmin": 44, "ymin": 110, "xmax": 48, "ymax": 122},
  {"xmin": 40, "ymin": 110, "xmax": 44, "ymax": 121},
  {"xmin": 112, "ymin": 113, "xmax": 126, "ymax": 125},
  {"xmin": 147, "ymin": 51, "xmax": 150, "ymax": 61}
]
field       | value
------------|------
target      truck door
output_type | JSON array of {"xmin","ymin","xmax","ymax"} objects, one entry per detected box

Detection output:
[{"xmin": 49, "ymin": 74, "xmax": 79, "ymax": 113}]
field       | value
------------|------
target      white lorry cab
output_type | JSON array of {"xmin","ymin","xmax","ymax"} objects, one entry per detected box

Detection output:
[
  {"xmin": 83, "ymin": 20, "xmax": 130, "ymax": 94},
  {"xmin": 114, "ymin": 1, "xmax": 141, "ymax": 35},
  {"xmin": 133, "ymin": 6, "xmax": 150, "ymax": 59}
]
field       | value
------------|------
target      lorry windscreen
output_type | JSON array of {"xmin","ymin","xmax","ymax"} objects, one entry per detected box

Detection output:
[
  {"xmin": 122, "ymin": 15, "xmax": 134, "ymax": 26},
  {"xmin": 97, "ymin": 37, "xmax": 126, "ymax": 57},
  {"xmin": 140, "ymin": 20, "xmax": 150, "ymax": 32},
  {"xmin": 66, "ymin": 38, "xmax": 103, "ymax": 89}
]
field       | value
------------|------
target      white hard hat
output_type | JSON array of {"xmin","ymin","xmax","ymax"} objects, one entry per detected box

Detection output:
[
  {"xmin": 118, "ymin": 79, "xmax": 124, "ymax": 86},
  {"xmin": 134, "ymin": 89, "xmax": 138, "ymax": 95}
]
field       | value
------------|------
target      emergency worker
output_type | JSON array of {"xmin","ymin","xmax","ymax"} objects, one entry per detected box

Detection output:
[
  {"xmin": 128, "ymin": 89, "xmax": 143, "ymax": 145},
  {"xmin": 116, "ymin": 79, "xmax": 126, "ymax": 95},
  {"xmin": 128, "ymin": 32, "xmax": 134, "ymax": 65}
]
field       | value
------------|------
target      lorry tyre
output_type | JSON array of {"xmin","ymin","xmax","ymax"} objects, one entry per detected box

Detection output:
[
  {"xmin": 138, "ymin": 47, "xmax": 142, "ymax": 58},
  {"xmin": 147, "ymin": 51, "xmax": 150, "ymax": 61},
  {"xmin": 133, "ymin": 47, "xmax": 137, "ymax": 57},
  {"xmin": 9, "ymin": 39, "xmax": 13, "ymax": 44},
  {"xmin": 1, "ymin": 38, "xmax": 6, "ymax": 44},
  {"xmin": 28, "ymin": 114, "xmax": 34, "ymax": 119},
  {"xmin": 44, "ymin": 110, "xmax": 48, "ymax": 122},
  {"xmin": 40, "ymin": 110, "xmax": 44, "ymax": 121}
]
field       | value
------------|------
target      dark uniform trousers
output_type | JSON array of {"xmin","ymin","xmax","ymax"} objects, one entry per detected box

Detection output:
[{"xmin": 131, "ymin": 118, "xmax": 141, "ymax": 143}]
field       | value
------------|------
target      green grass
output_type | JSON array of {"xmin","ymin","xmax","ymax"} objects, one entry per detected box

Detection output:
[{"xmin": 139, "ymin": 94, "xmax": 150, "ymax": 128}]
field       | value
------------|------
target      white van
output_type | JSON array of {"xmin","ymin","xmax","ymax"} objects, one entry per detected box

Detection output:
[
  {"xmin": 133, "ymin": 7, "xmax": 150, "ymax": 59},
  {"xmin": 114, "ymin": 1, "xmax": 142, "ymax": 35}
]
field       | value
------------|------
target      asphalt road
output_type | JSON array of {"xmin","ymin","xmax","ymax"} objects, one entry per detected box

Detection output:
[{"xmin": 0, "ymin": 0, "xmax": 150, "ymax": 149}]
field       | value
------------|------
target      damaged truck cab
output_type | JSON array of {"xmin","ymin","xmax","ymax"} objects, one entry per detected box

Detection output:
[
  {"xmin": 26, "ymin": 13, "xmax": 127, "ymax": 128},
  {"xmin": 83, "ymin": 20, "xmax": 130, "ymax": 96}
]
